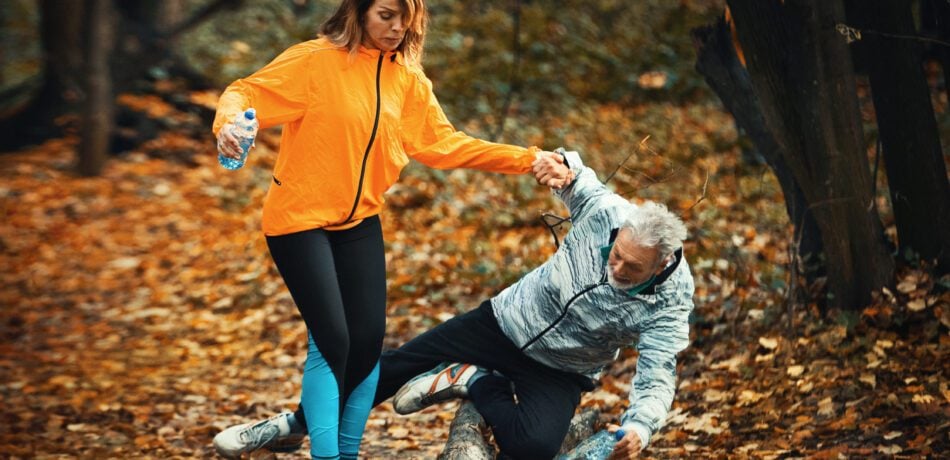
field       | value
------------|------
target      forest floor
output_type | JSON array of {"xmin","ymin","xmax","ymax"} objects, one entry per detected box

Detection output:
[{"xmin": 0, "ymin": 94, "xmax": 947, "ymax": 459}]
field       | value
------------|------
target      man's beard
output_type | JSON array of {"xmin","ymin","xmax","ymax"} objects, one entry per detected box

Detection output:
[{"xmin": 607, "ymin": 270, "xmax": 636, "ymax": 291}]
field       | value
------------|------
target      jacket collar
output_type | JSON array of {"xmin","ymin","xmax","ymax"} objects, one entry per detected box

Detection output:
[
  {"xmin": 356, "ymin": 44, "xmax": 404, "ymax": 65},
  {"xmin": 599, "ymin": 228, "xmax": 683, "ymax": 296}
]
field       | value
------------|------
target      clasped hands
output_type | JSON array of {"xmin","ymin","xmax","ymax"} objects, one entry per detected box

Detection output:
[{"xmin": 532, "ymin": 150, "xmax": 574, "ymax": 189}]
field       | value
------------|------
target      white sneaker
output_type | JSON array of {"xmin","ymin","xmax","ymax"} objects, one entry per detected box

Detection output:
[
  {"xmin": 392, "ymin": 363, "xmax": 488, "ymax": 415},
  {"xmin": 213, "ymin": 412, "xmax": 304, "ymax": 458}
]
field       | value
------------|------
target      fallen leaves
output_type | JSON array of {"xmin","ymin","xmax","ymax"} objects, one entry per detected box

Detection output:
[
  {"xmin": 1, "ymin": 93, "xmax": 947, "ymax": 459},
  {"xmin": 736, "ymin": 390, "xmax": 768, "ymax": 407},
  {"xmin": 817, "ymin": 397, "xmax": 836, "ymax": 418},
  {"xmin": 907, "ymin": 298, "xmax": 927, "ymax": 312},
  {"xmin": 681, "ymin": 412, "xmax": 725, "ymax": 435},
  {"xmin": 758, "ymin": 336, "xmax": 779, "ymax": 350}
]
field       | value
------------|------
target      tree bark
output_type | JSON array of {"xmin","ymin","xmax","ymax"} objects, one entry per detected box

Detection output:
[
  {"xmin": 692, "ymin": 15, "xmax": 824, "ymax": 284},
  {"xmin": 439, "ymin": 402, "xmax": 495, "ymax": 460},
  {"xmin": 556, "ymin": 408, "xmax": 599, "ymax": 455},
  {"xmin": 921, "ymin": 0, "xmax": 950, "ymax": 98},
  {"xmin": 726, "ymin": 0, "xmax": 894, "ymax": 309},
  {"xmin": 439, "ymin": 403, "xmax": 600, "ymax": 459},
  {"xmin": 847, "ymin": 0, "xmax": 950, "ymax": 272},
  {"xmin": 78, "ymin": 0, "xmax": 114, "ymax": 176},
  {"xmin": 0, "ymin": 0, "xmax": 85, "ymax": 150}
]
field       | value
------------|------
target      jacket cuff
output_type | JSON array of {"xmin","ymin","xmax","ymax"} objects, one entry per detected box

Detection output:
[
  {"xmin": 555, "ymin": 148, "xmax": 584, "ymax": 177},
  {"xmin": 621, "ymin": 421, "xmax": 652, "ymax": 449},
  {"xmin": 212, "ymin": 110, "xmax": 241, "ymax": 136}
]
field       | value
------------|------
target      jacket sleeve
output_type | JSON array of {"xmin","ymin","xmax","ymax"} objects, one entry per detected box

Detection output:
[
  {"xmin": 619, "ymin": 286, "xmax": 694, "ymax": 448},
  {"xmin": 400, "ymin": 70, "xmax": 537, "ymax": 174},
  {"xmin": 552, "ymin": 149, "xmax": 627, "ymax": 222},
  {"xmin": 212, "ymin": 43, "xmax": 313, "ymax": 135}
]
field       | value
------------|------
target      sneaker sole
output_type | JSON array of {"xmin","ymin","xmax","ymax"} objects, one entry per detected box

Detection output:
[
  {"xmin": 393, "ymin": 370, "xmax": 448, "ymax": 415},
  {"xmin": 393, "ymin": 368, "xmax": 472, "ymax": 414},
  {"xmin": 267, "ymin": 435, "xmax": 305, "ymax": 453}
]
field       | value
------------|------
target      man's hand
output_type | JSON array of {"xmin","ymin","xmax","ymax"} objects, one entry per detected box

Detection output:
[
  {"xmin": 532, "ymin": 150, "xmax": 573, "ymax": 189},
  {"xmin": 606, "ymin": 424, "xmax": 642, "ymax": 459}
]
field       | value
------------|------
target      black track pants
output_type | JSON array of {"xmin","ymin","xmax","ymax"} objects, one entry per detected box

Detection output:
[{"xmin": 374, "ymin": 301, "xmax": 595, "ymax": 460}]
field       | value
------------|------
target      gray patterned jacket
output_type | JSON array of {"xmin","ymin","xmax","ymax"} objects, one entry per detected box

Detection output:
[{"xmin": 490, "ymin": 150, "xmax": 695, "ymax": 447}]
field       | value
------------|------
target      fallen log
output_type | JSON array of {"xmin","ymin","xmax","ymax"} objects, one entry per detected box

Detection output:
[
  {"xmin": 556, "ymin": 408, "xmax": 599, "ymax": 455},
  {"xmin": 438, "ymin": 402, "xmax": 600, "ymax": 459},
  {"xmin": 438, "ymin": 401, "xmax": 494, "ymax": 460}
]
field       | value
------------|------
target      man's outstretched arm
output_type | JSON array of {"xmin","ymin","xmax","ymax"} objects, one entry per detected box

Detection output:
[
  {"xmin": 534, "ymin": 148, "xmax": 628, "ymax": 222},
  {"xmin": 619, "ymin": 294, "xmax": 693, "ymax": 450}
]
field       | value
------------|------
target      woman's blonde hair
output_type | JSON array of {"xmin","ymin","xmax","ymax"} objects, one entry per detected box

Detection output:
[{"xmin": 320, "ymin": 0, "xmax": 428, "ymax": 65}]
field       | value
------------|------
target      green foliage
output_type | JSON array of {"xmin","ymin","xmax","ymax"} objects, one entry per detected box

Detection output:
[
  {"xmin": 425, "ymin": 0, "xmax": 722, "ymax": 122},
  {"xmin": 179, "ymin": 0, "xmax": 339, "ymax": 85},
  {"xmin": 1, "ymin": 0, "xmax": 722, "ymax": 128},
  {"xmin": 177, "ymin": 0, "xmax": 723, "ymax": 121}
]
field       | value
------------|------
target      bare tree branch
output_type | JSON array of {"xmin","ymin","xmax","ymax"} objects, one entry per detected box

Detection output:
[{"xmin": 685, "ymin": 168, "xmax": 710, "ymax": 212}]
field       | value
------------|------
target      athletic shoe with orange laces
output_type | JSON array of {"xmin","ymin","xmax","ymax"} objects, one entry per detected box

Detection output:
[{"xmin": 392, "ymin": 362, "xmax": 489, "ymax": 414}]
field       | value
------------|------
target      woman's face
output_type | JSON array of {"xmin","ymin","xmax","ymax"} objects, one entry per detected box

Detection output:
[{"xmin": 362, "ymin": 0, "xmax": 406, "ymax": 52}]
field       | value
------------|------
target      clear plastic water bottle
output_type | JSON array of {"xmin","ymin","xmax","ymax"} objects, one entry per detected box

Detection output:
[
  {"xmin": 218, "ymin": 108, "xmax": 258, "ymax": 170},
  {"xmin": 557, "ymin": 429, "xmax": 625, "ymax": 460}
]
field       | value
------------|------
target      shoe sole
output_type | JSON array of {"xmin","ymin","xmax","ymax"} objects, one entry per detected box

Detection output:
[
  {"xmin": 392, "ymin": 375, "xmax": 429, "ymax": 414},
  {"xmin": 393, "ymin": 366, "xmax": 473, "ymax": 415},
  {"xmin": 267, "ymin": 436, "xmax": 305, "ymax": 453}
]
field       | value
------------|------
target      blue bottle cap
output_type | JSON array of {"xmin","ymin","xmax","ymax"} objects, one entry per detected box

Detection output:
[
  {"xmin": 244, "ymin": 108, "xmax": 256, "ymax": 120},
  {"xmin": 614, "ymin": 429, "xmax": 625, "ymax": 441}
]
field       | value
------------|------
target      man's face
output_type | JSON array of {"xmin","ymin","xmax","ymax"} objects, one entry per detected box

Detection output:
[{"xmin": 606, "ymin": 229, "xmax": 665, "ymax": 291}]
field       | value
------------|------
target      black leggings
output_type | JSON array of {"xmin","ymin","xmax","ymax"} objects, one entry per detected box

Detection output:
[{"xmin": 266, "ymin": 216, "xmax": 386, "ymax": 431}]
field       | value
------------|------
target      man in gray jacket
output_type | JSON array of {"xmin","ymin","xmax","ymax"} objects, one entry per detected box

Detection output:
[{"xmin": 375, "ymin": 149, "xmax": 695, "ymax": 459}]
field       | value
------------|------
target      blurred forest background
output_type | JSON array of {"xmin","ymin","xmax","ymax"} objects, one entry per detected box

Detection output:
[{"xmin": 0, "ymin": 0, "xmax": 948, "ymax": 458}]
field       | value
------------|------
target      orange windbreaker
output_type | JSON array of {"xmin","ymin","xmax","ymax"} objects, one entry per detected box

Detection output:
[{"xmin": 213, "ymin": 38, "xmax": 538, "ymax": 236}]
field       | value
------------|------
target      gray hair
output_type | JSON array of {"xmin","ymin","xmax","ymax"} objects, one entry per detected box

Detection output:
[{"xmin": 621, "ymin": 201, "xmax": 688, "ymax": 260}]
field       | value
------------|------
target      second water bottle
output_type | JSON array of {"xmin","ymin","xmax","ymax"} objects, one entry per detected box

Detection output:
[{"xmin": 557, "ymin": 429, "xmax": 626, "ymax": 460}]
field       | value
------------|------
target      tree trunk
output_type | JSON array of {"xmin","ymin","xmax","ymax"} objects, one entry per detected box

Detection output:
[
  {"xmin": 113, "ymin": 0, "xmax": 243, "ymax": 90},
  {"xmin": 726, "ymin": 0, "xmax": 894, "ymax": 309},
  {"xmin": 78, "ymin": 0, "xmax": 114, "ymax": 176},
  {"xmin": 0, "ymin": 0, "xmax": 238, "ymax": 153},
  {"xmin": 692, "ymin": 15, "xmax": 824, "ymax": 285},
  {"xmin": 0, "ymin": 0, "xmax": 85, "ymax": 150},
  {"xmin": 38, "ymin": 0, "xmax": 85, "ymax": 109},
  {"xmin": 113, "ymin": 1, "xmax": 179, "ymax": 87},
  {"xmin": 158, "ymin": 0, "xmax": 184, "ymax": 31},
  {"xmin": 847, "ymin": 0, "xmax": 950, "ymax": 273},
  {"xmin": 921, "ymin": 0, "xmax": 950, "ymax": 98}
]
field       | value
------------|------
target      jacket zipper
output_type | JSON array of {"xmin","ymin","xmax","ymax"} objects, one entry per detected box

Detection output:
[
  {"xmin": 520, "ymin": 272, "xmax": 609, "ymax": 352},
  {"xmin": 343, "ymin": 51, "xmax": 385, "ymax": 224}
]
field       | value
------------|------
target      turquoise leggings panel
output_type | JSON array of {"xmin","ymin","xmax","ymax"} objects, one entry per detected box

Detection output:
[{"xmin": 303, "ymin": 334, "xmax": 380, "ymax": 458}]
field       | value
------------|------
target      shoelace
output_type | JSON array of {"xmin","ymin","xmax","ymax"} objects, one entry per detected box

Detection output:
[{"xmin": 237, "ymin": 419, "xmax": 279, "ymax": 448}]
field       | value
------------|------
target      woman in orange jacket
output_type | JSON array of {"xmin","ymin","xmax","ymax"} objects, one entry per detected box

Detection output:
[{"xmin": 211, "ymin": 0, "xmax": 569, "ymax": 458}]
